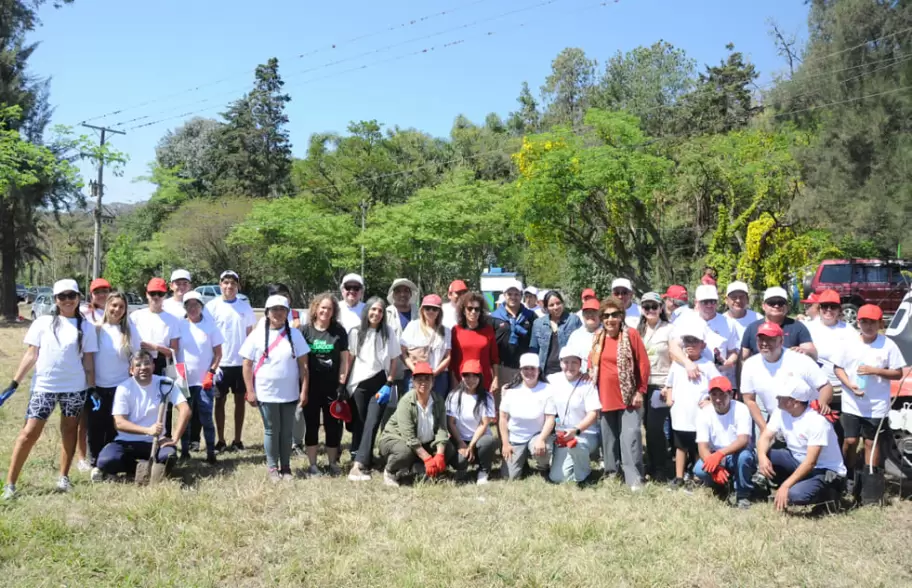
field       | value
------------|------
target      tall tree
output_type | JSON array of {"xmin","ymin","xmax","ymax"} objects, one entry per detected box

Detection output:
[
  {"xmin": 540, "ymin": 48, "xmax": 597, "ymax": 128},
  {"xmin": 507, "ymin": 81, "xmax": 541, "ymax": 135},
  {"xmin": 155, "ymin": 116, "xmax": 222, "ymax": 195},
  {"xmin": 213, "ymin": 57, "xmax": 292, "ymax": 198}
]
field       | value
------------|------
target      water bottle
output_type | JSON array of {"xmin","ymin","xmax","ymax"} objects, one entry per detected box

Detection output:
[{"xmin": 856, "ymin": 364, "xmax": 867, "ymax": 392}]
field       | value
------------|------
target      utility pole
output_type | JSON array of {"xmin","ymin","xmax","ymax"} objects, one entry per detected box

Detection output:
[
  {"xmin": 360, "ymin": 199, "xmax": 367, "ymax": 277},
  {"xmin": 81, "ymin": 123, "xmax": 125, "ymax": 280}
]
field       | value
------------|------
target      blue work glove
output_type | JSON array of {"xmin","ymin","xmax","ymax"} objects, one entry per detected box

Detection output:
[
  {"xmin": 0, "ymin": 380, "xmax": 18, "ymax": 408},
  {"xmin": 89, "ymin": 387, "xmax": 102, "ymax": 412},
  {"xmin": 376, "ymin": 384, "xmax": 392, "ymax": 405}
]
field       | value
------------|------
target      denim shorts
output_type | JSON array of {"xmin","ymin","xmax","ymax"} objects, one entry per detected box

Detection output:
[{"xmin": 26, "ymin": 389, "xmax": 87, "ymax": 420}]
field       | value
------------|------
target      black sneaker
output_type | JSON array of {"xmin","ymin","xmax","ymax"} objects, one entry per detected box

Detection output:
[
  {"xmin": 214, "ymin": 441, "xmax": 227, "ymax": 453},
  {"xmin": 189, "ymin": 442, "xmax": 201, "ymax": 452},
  {"xmin": 668, "ymin": 477, "xmax": 685, "ymax": 491},
  {"xmin": 206, "ymin": 453, "xmax": 217, "ymax": 465},
  {"xmin": 229, "ymin": 440, "xmax": 245, "ymax": 452},
  {"xmin": 179, "ymin": 452, "xmax": 191, "ymax": 463}
]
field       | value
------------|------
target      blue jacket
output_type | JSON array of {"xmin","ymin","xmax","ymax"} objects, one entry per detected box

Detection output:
[
  {"xmin": 529, "ymin": 311, "xmax": 582, "ymax": 370},
  {"xmin": 490, "ymin": 304, "xmax": 538, "ymax": 368}
]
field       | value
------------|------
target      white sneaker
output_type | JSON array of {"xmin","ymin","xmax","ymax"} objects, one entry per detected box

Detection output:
[
  {"xmin": 476, "ymin": 471, "xmax": 489, "ymax": 485},
  {"xmin": 1, "ymin": 485, "xmax": 15, "ymax": 501},
  {"xmin": 90, "ymin": 468, "xmax": 105, "ymax": 483},
  {"xmin": 76, "ymin": 459, "xmax": 91, "ymax": 473},
  {"xmin": 348, "ymin": 463, "xmax": 371, "ymax": 482},
  {"xmin": 56, "ymin": 476, "xmax": 71, "ymax": 493},
  {"xmin": 383, "ymin": 469, "xmax": 400, "ymax": 487}
]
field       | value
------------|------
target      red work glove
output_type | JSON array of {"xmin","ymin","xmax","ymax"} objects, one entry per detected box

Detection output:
[
  {"xmin": 423, "ymin": 455, "xmax": 439, "ymax": 478},
  {"xmin": 432, "ymin": 453, "xmax": 446, "ymax": 476},
  {"xmin": 702, "ymin": 451, "xmax": 725, "ymax": 474},
  {"xmin": 810, "ymin": 400, "xmax": 840, "ymax": 424},
  {"xmin": 555, "ymin": 431, "xmax": 567, "ymax": 448},
  {"xmin": 711, "ymin": 468, "xmax": 730, "ymax": 485},
  {"xmin": 202, "ymin": 371, "xmax": 215, "ymax": 391}
]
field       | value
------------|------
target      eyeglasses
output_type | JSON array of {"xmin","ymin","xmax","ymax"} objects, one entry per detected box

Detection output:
[
  {"xmin": 465, "ymin": 306, "xmax": 481, "ymax": 313},
  {"xmin": 698, "ymin": 300, "xmax": 718, "ymax": 305},
  {"xmin": 820, "ymin": 303, "xmax": 840, "ymax": 311},
  {"xmin": 343, "ymin": 284, "xmax": 362, "ymax": 292},
  {"xmin": 147, "ymin": 291, "xmax": 166, "ymax": 298},
  {"xmin": 56, "ymin": 292, "xmax": 79, "ymax": 301},
  {"xmin": 642, "ymin": 304, "xmax": 659, "ymax": 311},
  {"xmin": 601, "ymin": 311, "xmax": 623, "ymax": 320},
  {"xmin": 612, "ymin": 289, "xmax": 631, "ymax": 297},
  {"xmin": 766, "ymin": 299, "xmax": 787, "ymax": 308}
]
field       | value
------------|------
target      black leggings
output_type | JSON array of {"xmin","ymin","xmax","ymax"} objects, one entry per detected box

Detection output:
[
  {"xmin": 303, "ymin": 377, "xmax": 342, "ymax": 448},
  {"xmin": 85, "ymin": 386, "xmax": 117, "ymax": 467},
  {"xmin": 350, "ymin": 371, "xmax": 387, "ymax": 467}
]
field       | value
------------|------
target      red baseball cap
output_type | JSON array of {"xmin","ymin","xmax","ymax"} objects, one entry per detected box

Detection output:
[
  {"xmin": 800, "ymin": 292, "xmax": 818, "ymax": 304},
  {"xmin": 858, "ymin": 304, "xmax": 883, "ymax": 321},
  {"xmin": 709, "ymin": 376, "xmax": 733, "ymax": 393},
  {"xmin": 816, "ymin": 289, "xmax": 840, "ymax": 305},
  {"xmin": 582, "ymin": 298, "xmax": 600, "ymax": 311},
  {"xmin": 663, "ymin": 285, "xmax": 688, "ymax": 302},
  {"xmin": 421, "ymin": 294, "xmax": 442, "ymax": 308},
  {"xmin": 146, "ymin": 277, "xmax": 168, "ymax": 293},
  {"xmin": 757, "ymin": 321, "xmax": 784, "ymax": 338},
  {"xmin": 329, "ymin": 399, "xmax": 352, "ymax": 423},
  {"xmin": 448, "ymin": 280, "xmax": 468, "ymax": 294},
  {"xmin": 90, "ymin": 278, "xmax": 111, "ymax": 292},
  {"xmin": 460, "ymin": 359, "xmax": 482, "ymax": 374},
  {"xmin": 412, "ymin": 361, "xmax": 434, "ymax": 376},
  {"xmin": 581, "ymin": 288, "xmax": 597, "ymax": 301}
]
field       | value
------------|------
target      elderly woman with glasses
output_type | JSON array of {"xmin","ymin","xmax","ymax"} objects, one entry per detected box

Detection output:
[
  {"xmin": 807, "ymin": 290, "xmax": 858, "ymax": 395},
  {"xmin": 450, "ymin": 292, "xmax": 500, "ymax": 394},
  {"xmin": 589, "ymin": 297, "xmax": 651, "ymax": 490}
]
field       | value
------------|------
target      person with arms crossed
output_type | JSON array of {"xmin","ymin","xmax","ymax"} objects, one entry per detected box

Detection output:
[
  {"xmin": 445, "ymin": 359, "xmax": 495, "ymax": 484},
  {"xmin": 692, "ymin": 376, "xmax": 755, "ymax": 509},
  {"xmin": 756, "ymin": 377, "xmax": 847, "ymax": 511},
  {"xmin": 205, "ymin": 270, "xmax": 256, "ymax": 453},
  {"xmin": 1, "ymin": 279, "xmax": 98, "ymax": 499},
  {"xmin": 741, "ymin": 287, "xmax": 816, "ymax": 361},
  {"xmin": 95, "ymin": 351, "xmax": 191, "ymax": 480},
  {"xmin": 546, "ymin": 348, "xmax": 601, "ymax": 484}
]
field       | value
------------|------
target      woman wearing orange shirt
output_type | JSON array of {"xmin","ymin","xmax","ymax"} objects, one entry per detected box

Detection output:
[{"xmin": 589, "ymin": 296, "xmax": 650, "ymax": 490}]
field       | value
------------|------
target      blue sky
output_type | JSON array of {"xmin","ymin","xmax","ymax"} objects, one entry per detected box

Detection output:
[{"xmin": 29, "ymin": 0, "xmax": 809, "ymax": 203}]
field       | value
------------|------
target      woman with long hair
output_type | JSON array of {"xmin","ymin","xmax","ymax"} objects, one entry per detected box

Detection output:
[
  {"xmin": 240, "ymin": 295, "xmax": 309, "ymax": 481},
  {"xmin": 498, "ymin": 353, "xmax": 555, "ymax": 480},
  {"xmin": 2, "ymin": 280, "xmax": 98, "ymax": 499},
  {"xmin": 300, "ymin": 292, "xmax": 350, "ymax": 476},
  {"xmin": 88, "ymin": 291, "xmax": 141, "ymax": 481},
  {"xmin": 449, "ymin": 291, "xmax": 499, "ymax": 394},
  {"xmin": 637, "ymin": 292, "xmax": 675, "ymax": 481},
  {"xmin": 347, "ymin": 297, "xmax": 401, "ymax": 481},
  {"xmin": 589, "ymin": 296, "xmax": 650, "ymax": 491},
  {"xmin": 401, "ymin": 294, "xmax": 451, "ymax": 397},
  {"xmin": 530, "ymin": 291, "xmax": 582, "ymax": 376},
  {"xmin": 445, "ymin": 359, "xmax": 495, "ymax": 484}
]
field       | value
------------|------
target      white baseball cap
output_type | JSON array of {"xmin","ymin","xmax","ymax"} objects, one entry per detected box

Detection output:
[
  {"xmin": 559, "ymin": 347, "xmax": 582, "ymax": 360},
  {"xmin": 220, "ymin": 270, "xmax": 240, "ymax": 281},
  {"xmin": 537, "ymin": 289, "xmax": 550, "ymax": 301},
  {"xmin": 170, "ymin": 269, "xmax": 192, "ymax": 283},
  {"xmin": 182, "ymin": 291, "xmax": 203, "ymax": 305},
  {"xmin": 519, "ymin": 353, "xmax": 539, "ymax": 369},
  {"xmin": 775, "ymin": 377, "xmax": 814, "ymax": 403},
  {"xmin": 726, "ymin": 281, "xmax": 749, "ymax": 296},
  {"xmin": 695, "ymin": 285, "xmax": 719, "ymax": 302},
  {"xmin": 523, "ymin": 286, "xmax": 539, "ymax": 296},
  {"xmin": 763, "ymin": 287, "xmax": 789, "ymax": 302},
  {"xmin": 676, "ymin": 320, "xmax": 706, "ymax": 342},
  {"xmin": 611, "ymin": 278, "xmax": 633, "ymax": 292},
  {"xmin": 53, "ymin": 279, "xmax": 80, "ymax": 296},
  {"xmin": 341, "ymin": 273, "xmax": 364, "ymax": 287},
  {"xmin": 503, "ymin": 280, "xmax": 524, "ymax": 294},
  {"xmin": 264, "ymin": 295, "xmax": 290, "ymax": 310}
]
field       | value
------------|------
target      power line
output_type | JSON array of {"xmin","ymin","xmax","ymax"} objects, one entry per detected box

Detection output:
[{"xmin": 78, "ymin": 0, "xmax": 493, "ymax": 125}]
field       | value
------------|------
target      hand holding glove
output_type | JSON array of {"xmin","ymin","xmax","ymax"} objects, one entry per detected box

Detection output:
[
  {"xmin": 711, "ymin": 468, "xmax": 730, "ymax": 485},
  {"xmin": 202, "ymin": 371, "xmax": 215, "ymax": 391},
  {"xmin": 376, "ymin": 384, "xmax": 392, "ymax": 405},
  {"xmin": 702, "ymin": 451, "xmax": 725, "ymax": 474}
]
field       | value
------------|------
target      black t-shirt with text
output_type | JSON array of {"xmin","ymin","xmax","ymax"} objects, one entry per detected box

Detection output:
[{"xmin": 303, "ymin": 322, "xmax": 349, "ymax": 381}]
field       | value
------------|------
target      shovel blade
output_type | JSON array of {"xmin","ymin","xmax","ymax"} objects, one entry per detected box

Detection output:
[
  {"xmin": 134, "ymin": 461, "xmax": 152, "ymax": 485},
  {"xmin": 149, "ymin": 463, "xmax": 167, "ymax": 486}
]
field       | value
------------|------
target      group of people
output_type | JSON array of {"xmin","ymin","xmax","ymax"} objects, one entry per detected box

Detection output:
[{"xmin": 1, "ymin": 270, "xmax": 905, "ymax": 512}]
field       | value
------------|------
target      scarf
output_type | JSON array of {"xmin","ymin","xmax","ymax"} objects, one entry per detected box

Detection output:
[{"xmin": 589, "ymin": 326, "xmax": 638, "ymax": 407}]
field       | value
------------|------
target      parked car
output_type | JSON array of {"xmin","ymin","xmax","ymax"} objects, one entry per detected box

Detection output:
[
  {"xmin": 30, "ymin": 294, "xmax": 54, "ymax": 320},
  {"xmin": 194, "ymin": 285, "xmax": 249, "ymax": 305},
  {"xmin": 883, "ymin": 292, "xmax": 912, "ymax": 480},
  {"xmin": 125, "ymin": 292, "xmax": 148, "ymax": 313},
  {"xmin": 805, "ymin": 259, "xmax": 911, "ymax": 325},
  {"xmin": 27, "ymin": 286, "xmax": 52, "ymax": 304}
]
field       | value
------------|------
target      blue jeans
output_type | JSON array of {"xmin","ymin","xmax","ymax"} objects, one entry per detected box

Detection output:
[
  {"xmin": 181, "ymin": 386, "xmax": 216, "ymax": 455},
  {"xmin": 258, "ymin": 401, "xmax": 297, "ymax": 471},
  {"xmin": 693, "ymin": 448, "xmax": 757, "ymax": 499},
  {"xmin": 766, "ymin": 448, "xmax": 833, "ymax": 505},
  {"xmin": 97, "ymin": 440, "xmax": 176, "ymax": 475},
  {"xmin": 550, "ymin": 432, "xmax": 597, "ymax": 483}
]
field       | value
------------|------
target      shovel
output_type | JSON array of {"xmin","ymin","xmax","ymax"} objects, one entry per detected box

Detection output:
[{"xmin": 135, "ymin": 398, "xmax": 169, "ymax": 486}]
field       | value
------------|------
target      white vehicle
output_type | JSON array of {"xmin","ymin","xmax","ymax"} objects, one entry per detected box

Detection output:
[
  {"xmin": 884, "ymin": 292, "xmax": 912, "ymax": 480},
  {"xmin": 194, "ymin": 284, "xmax": 249, "ymax": 305}
]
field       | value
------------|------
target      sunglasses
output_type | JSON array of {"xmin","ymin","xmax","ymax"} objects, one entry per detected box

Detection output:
[
  {"xmin": 56, "ymin": 292, "xmax": 79, "ymax": 301},
  {"xmin": 343, "ymin": 284, "xmax": 363, "ymax": 292},
  {"xmin": 466, "ymin": 306, "xmax": 482, "ymax": 313},
  {"xmin": 92, "ymin": 289, "xmax": 111, "ymax": 295},
  {"xmin": 601, "ymin": 311, "xmax": 623, "ymax": 320},
  {"xmin": 820, "ymin": 303, "xmax": 840, "ymax": 311},
  {"xmin": 766, "ymin": 299, "xmax": 787, "ymax": 308},
  {"xmin": 682, "ymin": 337, "xmax": 703, "ymax": 346},
  {"xmin": 698, "ymin": 300, "xmax": 718, "ymax": 305},
  {"xmin": 423, "ymin": 306, "xmax": 441, "ymax": 312},
  {"xmin": 612, "ymin": 290, "xmax": 631, "ymax": 296},
  {"xmin": 147, "ymin": 291, "xmax": 166, "ymax": 298},
  {"xmin": 642, "ymin": 304, "xmax": 660, "ymax": 311}
]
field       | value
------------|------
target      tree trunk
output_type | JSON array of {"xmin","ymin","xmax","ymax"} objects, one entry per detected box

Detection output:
[{"xmin": 0, "ymin": 207, "xmax": 20, "ymax": 321}]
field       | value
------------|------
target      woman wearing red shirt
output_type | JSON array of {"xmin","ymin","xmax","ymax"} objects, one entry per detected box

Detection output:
[
  {"xmin": 589, "ymin": 296, "xmax": 650, "ymax": 490},
  {"xmin": 450, "ymin": 292, "xmax": 500, "ymax": 394}
]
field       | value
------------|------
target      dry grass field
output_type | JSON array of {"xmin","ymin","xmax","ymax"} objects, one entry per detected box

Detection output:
[{"xmin": 0, "ymin": 320, "xmax": 911, "ymax": 587}]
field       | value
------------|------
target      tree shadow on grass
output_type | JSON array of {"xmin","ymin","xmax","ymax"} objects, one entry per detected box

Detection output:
[{"xmin": 175, "ymin": 452, "xmax": 268, "ymax": 488}]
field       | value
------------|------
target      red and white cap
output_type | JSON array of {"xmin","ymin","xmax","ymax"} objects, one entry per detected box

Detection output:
[{"xmin": 756, "ymin": 321, "xmax": 784, "ymax": 338}]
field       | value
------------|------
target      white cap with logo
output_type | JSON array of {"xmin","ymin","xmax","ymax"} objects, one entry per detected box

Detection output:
[
  {"xmin": 726, "ymin": 281, "xmax": 749, "ymax": 296},
  {"xmin": 695, "ymin": 285, "xmax": 719, "ymax": 302},
  {"xmin": 611, "ymin": 278, "xmax": 633, "ymax": 292},
  {"xmin": 763, "ymin": 287, "xmax": 789, "ymax": 302}
]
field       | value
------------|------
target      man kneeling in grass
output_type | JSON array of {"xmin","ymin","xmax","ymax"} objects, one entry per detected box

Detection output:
[
  {"xmin": 692, "ymin": 376, "xmax": 755, "ymax": 509},
  {"xmin": 95, "ymin": 351, "xmax": 190, "ymax": 481},
  {"xmin": 756, "ymin": 377, "xmax": 846, "ymax": 512}
]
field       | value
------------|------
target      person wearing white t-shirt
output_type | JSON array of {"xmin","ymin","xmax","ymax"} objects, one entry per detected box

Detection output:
[
  {"xmin": 338, "ymin": 273, "xmax": 367, "ymax": 333},
  {"xmin": 442, "ymin": 279, "xmax": 469, "ymax": 329},
  {"xmin": 740, "ymin": 321, "xmax": 834, "ymax": 435},
  {"xmin": 400, "ymin": 294, "xmax": 452, "ymax": 397},
  {"xmin": 546, "ymin": 348, "xmax": 600, "ymax": 484},
  {"xmin": 692, "ymin": 376, "xmax": 755, "ymax": 508},
  {"xmin": 723, "ymin": 281, "xmax": 762, "ymax": 344},
  {"xmin": 611, "ymin": 278, "xmax": 641, "ymax": 329},
  {"xmin": 566, "ymin": 298, "xmax": 602, "ymax": 373},
  {"xmin": 498, "ymin": 353, "xmax": 556, "ymax": 480},
  {"xmin": 240, "ymin": 296, "xmax": 310, "ymax": 481},
  {"xmin": 205, "ymin": 270, "xmax": 257, "ymax": 453},
  {"xmin": 2, "ymin": 279, "xmax": 98, "ymax": 500},
  {"xmin": 807, "ymin": 290, "xmax": 858, "ymax": 392},
  {"xmin": 833, "ymin": 304, "xmax": 905, "ymax": 485},
  {"xmin": 524, "ymin": 286, "xmax": 545, "ymax": 318},
  {"xmin": 663, "ymin": 323, "xmax": 720, "ymax": 491},
  {"xmin": 162, "ymin": 269, "xmax": 194, "ymax": 320},
  {"xmin": 638, "ymin": 292, "xmax": 674, "ymax": 482},
  {"xmin": 88, "ymin": 292, "xmax": 141, "ymax": 482},
  {"xmin": 757, "ymin": 377, "xmax": 847, "ymax": 511},
  {"xmin": 96, "ymin": 351, "xmax": 191, "ymax": 479},
  {"xmin": 177, "ymin": 292, "xmax": 224, "ymax": 465},
  {"xmin": 443, "ymin": 359, "xmax": 495, "ymax": 484},
  {"xmin": 131, "ymin": 277, "xmax": 181, "ymax": 371},
  {"xmin": 669, "ymin": 285, "xmax": 739, "ymax": 386}
]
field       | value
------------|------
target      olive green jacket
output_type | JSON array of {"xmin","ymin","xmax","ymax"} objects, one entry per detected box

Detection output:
[{"xmin": 379, "ymin": 390, "xmax": 449, "ymax": 450}]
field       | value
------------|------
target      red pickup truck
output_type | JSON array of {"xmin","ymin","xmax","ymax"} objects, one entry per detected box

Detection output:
[{"xmin": 806, "ymin": 259, "xmax": 911, "ymax": 325}]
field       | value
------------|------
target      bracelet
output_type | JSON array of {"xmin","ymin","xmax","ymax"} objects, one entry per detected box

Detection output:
[{"xmin": 208, "ymin": 368, "xmax": 216, "ymax": 374}]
